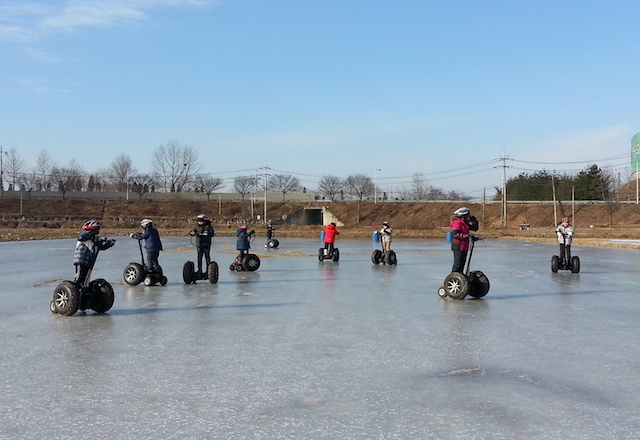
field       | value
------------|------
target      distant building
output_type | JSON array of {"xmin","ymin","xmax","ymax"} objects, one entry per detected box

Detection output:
[{"xmin": 633, "ymin": 132, "xmax": 640, "ymax": 179}]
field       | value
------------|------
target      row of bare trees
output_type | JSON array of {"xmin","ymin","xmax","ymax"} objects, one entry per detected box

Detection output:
[{"xmin": 2, "ymin": 141, "xmax": 465, "ymax": 201}]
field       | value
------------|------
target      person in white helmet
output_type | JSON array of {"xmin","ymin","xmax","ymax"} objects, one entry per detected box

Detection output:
[
  {"xmin": 450, "ymin": 207, "xmax": 478, "ymax": 273},
  {"xmin": 131, "ymin": 219, "xmax": 163, "ymax": 272}
]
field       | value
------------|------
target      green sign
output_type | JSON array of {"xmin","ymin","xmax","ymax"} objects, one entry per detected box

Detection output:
[{"xmin": 633, "ymin": 132, "xmax": 640, "ymax": 172}]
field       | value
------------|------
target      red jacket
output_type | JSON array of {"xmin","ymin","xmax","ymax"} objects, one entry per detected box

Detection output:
[
  {"xmin": 450, "ymin": 217, "xmax": 470, "ymax": 251},
  {"xmin": 323, "ymin": 224, "xmax": 339, "ymax": 243}
]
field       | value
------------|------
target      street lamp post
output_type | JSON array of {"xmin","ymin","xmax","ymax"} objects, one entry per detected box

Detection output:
[
  {"xmin": 374, "ymin": 168, "xmax": 381, "ymax": 203},
  {"xmin": 0, "ymin": 145, "xmax": 6, "ymax": 199}
]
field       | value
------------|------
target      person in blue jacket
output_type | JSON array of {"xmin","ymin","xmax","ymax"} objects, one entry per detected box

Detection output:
[
  {"xmin": 73, "ymin": 219, "xmax": 115, "ymax": 285},
  {"xmin": 131, "ymin": 218, "xmax": 163, "ymax": 272},
  {"xmin": 236, "ymin": 225, "xmax": 255, "ymax": 259}
]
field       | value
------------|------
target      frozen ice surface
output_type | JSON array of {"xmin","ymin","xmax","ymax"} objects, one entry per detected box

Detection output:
[{"xmin": 1, "ymin": 236, "xmax": 639, "ymax": 440}]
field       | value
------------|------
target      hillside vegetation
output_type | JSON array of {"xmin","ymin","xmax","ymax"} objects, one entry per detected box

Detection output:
[{"xmin": 1, "ymin": 198, "xmax": 640, "ymax": 244}]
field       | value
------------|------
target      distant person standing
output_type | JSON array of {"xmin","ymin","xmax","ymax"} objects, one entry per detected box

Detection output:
[
  {"xmin": 450, "ymin": 207, "xmax": 478, "ymax": 273},
  {"xmin": 323, "ymin": 222, "xmax": 339, "ymax": 254},
  {"xmin": 190, "ymin": 214, "xmax": 215, "ymax": 274},
  {"xmin": 131, "ymin": 219, "xmax": 163, "ymax": 273},
  {"xmin": 379, "ymin": 221, "xmax": 393, "ymax": 253},
  {"xmin": 555, "ymin": 217, "xmax": 574, "ymax": 265}
]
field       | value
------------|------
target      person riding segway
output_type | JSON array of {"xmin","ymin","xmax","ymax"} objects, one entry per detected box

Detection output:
[{"xmin": 183, "ymin": 214, "xmax": 219, "ymax": 284}]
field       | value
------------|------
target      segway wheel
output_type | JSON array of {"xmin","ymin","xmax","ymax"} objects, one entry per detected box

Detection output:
[
  {"xmin": 160, "ymin": 276, "xmax": 168, "ymax": 286},
  {"xmin": 207, "ymin": 261, "xmax": 219, "ymax": 284},
  {"xmin": 437, "ymin": 286, "xmax": 447, "ymax": 298},
  {"xmin": 332, "ymin": 248, "xmax": 340, "ymax": 262},
  {"xmin": 318, "ymin": 248, "xmax": 325, "ymax": 262},
  {"xmin": 235, "ymin": 263, "xmax": 244, "ymax": 271},
  {"xmin": 444, "ymin": 272, "xmax": 470, "ymax": 300},
  {"xmin": 50, "ymin": 300, "xmax": 58, "ymax": 314},
  {"xmin": 468, "ymin": 270, "xmax": 490, "ymax": 298},
  {"xmin": 242, "ymin": 254, "xmax": 261, "ymax": 271},
  {"xmin": 52, "ymin": 281, "xmax": 81, "ymax": 316},
  {"xmin": 571, "ymin": 256, "xmax": 580, "ymax": 273},
  {"xmin": 144, "ymin": 277, "xmax": 154, "ymax": 286},
  {"xmin": 551, "ymin": 255, "xmax": 560, "ymax": 273},
  {"xmin": 267, "ymin": 239, "xmax": 279, "ymax": 249},
  {"xmin": 385, "ymin": 250, "xmax": 397, "ymax": 265},
  {"xmin": 229, "ymin": 263, "xmax": 236, "ymax": 271},
  {"xmin": 183, "ymin": 261, "xmax": 196, "ymax": 284},
  {"xmin": 124, "ymin": 262, "xmax": 145, "ymax": 286},
  {"xmin": 371, "ymin": 249, "xmax": 382, "ymax": 265},
  {"xmin": 89, "ymin": 279, "xmax": 115, "ymax": 313}
]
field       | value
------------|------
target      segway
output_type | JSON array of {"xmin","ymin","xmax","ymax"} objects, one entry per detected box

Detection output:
[
  {"xmin": 265, "ymin": 225, "xmax": 279, "ymax": 248},
  {"xmin": 50, "ymin": 237, "xmax": 116, "ymax": 316},
  {"xmin": 230, "ymin": 230, "xmax": 261, "ymax": 271},
  {"xmin": 551, "ymin": 233, "xmax": 580, "ymax": 273},
  {"xmin": 371, "ymin": 233, "xmax": 397, "ymax": 265},
  {"xmin": 123, "ymin": 239, "xmax": 168, "ymax": 286},
  {"xmin": 229, "ymin": 253, "xmax": 261, "ymax": 271},
  {"xmin": 183, "ymin": 234, "xmax": 219, "ymax": 284},
  {"xmin": 438, "ymin": 236, "xmax": 489, "ymax": 299},
  {"xmin": 318, "ymin": 246, "xmax": 340, "ymax": 262}
]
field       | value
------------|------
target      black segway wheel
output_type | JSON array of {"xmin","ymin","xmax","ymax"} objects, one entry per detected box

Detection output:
[
  {"xmin": 235, "ymin": 263, "xmax": 244, "ymax": 271},
  {"xmin": 385, "ymin": 250, "xmax": 397, "ymax": 265},
  {"xmin": 160, "ymin": 276, "xmax": 168, "ymax": 286},
  {"xmin": 332, "ymin": 248, "xmax": 340, "ymax": 262},
  {"xmin": 444, "ymin": 272, "xmax": 470, "ymax": 300},
  {"xmin": 144, "ymin": 277, "xmax": 154, "ymax": 286},
  {"xmin": 124, "ymin": 262, "xmax": 145, "ymax": 285},
  {"xmin": 50, "ymin": 300, "xmax": 58, "ymax": 314},
  {"xmin": 551, "ymin": 255, "xmax": 560, "ymax": 273},
  {"xmin": 183, "ymin": 261, "xmax": 196, "ymax": 284},
  {"xmin": 242, "ymin": 254, "xmax": 261, "ymax": 271},
  {"xmin": 89, "ymin": 279, "xmax": 115, "ymax": 313},
  {"xmin": 437, "ymin": 286, "xmax": 447, "ymax": 298},
  {"xmin": 207, "ymin": 261, "xmax": 219, "ymax": 284},
  {"xmin": 468, "ymin": 270, "xmax": 490, "ymax": 298},
  {"xmin": 571, "ymin": 256, "xmax": 580, "ymax": 273},
  {"xmin": 371, "ymin": 249, "xmax": 382, "ymax": 265},
  {"xmin": 52, "ymin": 281, "xmax": 81, "ymax": 316},
  {"xmin": 318, "ymin": 248, "xmax": 325, "ymax": 262},
  {"xmin": 267, "ymin": 239, "xmax": 279, "ymax": 249}
]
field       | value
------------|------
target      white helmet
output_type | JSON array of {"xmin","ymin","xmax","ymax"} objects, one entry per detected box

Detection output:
[
  {"xmin": 141, "ymin": 218, "xmax": 153, "ymax": 228},
  {"xmin": 454, "ymin": 207, "xmax": 470, "ymax": 217}
]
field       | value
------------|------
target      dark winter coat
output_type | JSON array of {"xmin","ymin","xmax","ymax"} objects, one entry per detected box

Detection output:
[
  {"xmin": 73, "ymin": 232, "xmax": 113, "ymax": 267},
  {"xmin": 191, "ymin": 222, "xmax": 215, "ymax": 247},
  {"xmin": 134, "ymin": 226, "xmax": 163, "ymax": 253}
]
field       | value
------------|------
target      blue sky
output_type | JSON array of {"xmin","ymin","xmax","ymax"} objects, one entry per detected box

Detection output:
[{"xmin": 1, "ymin": 0, "xmax": 639, "ymax": 198}]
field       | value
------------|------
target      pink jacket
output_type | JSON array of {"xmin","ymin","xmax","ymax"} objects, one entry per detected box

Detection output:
[{"xmin": 450, "ymin": 217, "xmax": 470, "ymax": 251}]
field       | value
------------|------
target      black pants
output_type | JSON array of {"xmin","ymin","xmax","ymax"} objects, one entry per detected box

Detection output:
[
  {"xmin": 452, "ymin": 250, "xmax": 467, "ymax": 273},
  {"xmin": 146, "ymin": 251, "xmax": 160, "ymax": 272},
  {"xmin": 324, "ymin": 242, "xmax": 334, "ymax": 253},
  {"xmin": 197, "ymin": 246, "xmax": 211, "ymax": 272},
  {"xmin": 74, "ymin": 264, "xmax": 90, "ymax": 286},
  {"xmin": 559, "ymin": 244, "xmax": 572, "ymax": 263}
]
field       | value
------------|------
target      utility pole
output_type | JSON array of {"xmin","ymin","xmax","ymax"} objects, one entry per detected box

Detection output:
[
  {"xmin": 496, "ymin": 152, "xmax": 512, "ymax": 227},
  {"xmin": 263, "ymin": 161, "xmax": 268, "ymax": 223},
  {"xmin": 374, "ymin": 168, "xmax": 381, "ymax": 203}
]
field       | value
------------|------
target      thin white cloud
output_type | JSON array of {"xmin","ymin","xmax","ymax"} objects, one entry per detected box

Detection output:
[{"xmin": 0, "ymin": 0, "xmax": 216, "ymax": 42}]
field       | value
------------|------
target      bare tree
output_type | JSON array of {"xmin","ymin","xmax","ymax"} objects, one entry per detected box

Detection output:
[
  {"xmin": 233, "ymin": 175, "xmax": 254, "ymax": 202},
  {"xmin": 195, "ymin": 174, "xmax": 225, "ymax": 201},
  {"xmin": 109, "ymin": 153, "xmax": 137, "ymax": 192},
  {"xmin": 35, "ymin": 150, "xmax": 54, "ymax": 191},
  {"xmin": 50, "ymin": 160, "xmax": 85, "ymax": 198},
  {"xmin": 317, "ymin": 175, "xmax": 344, "ymax": 201},
  {"xmin": 152, "ymin": 140, "xmax": 200, "ymax": 192},
  {"xmin": 3, "ymin": 147, "xmax": 24, "ymax": 191},
  {"xmin": 344, "ymin": 173, "xmax": 374, "ymax": 201},
  {"xmin": 269, "ymin": 173, "xmax": 300, "ymax": 202},
  {"xmin": 18, "ymin": 171, "xmax": 39, "ymax": 195},
  {"xmin": 131, "ymin": 174, "xmax": 154, "ymax": 200}
]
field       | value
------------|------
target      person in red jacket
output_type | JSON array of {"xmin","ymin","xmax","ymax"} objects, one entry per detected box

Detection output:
[
  {"xmin": 323, "ymin": 222, "xmax": 339, "ymax": 254},
  {"xmin": 450, "ymin": 207, "xmax": 478, "ymax": 273}
]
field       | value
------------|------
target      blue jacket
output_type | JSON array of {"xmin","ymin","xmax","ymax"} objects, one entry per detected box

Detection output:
[
  {"xmin": 134, "ymin": 226, "xmax": 163, "ymax": 253},
  {"xmin": 236, "ymin": 228, "xmax": 252, "ymax": 251},
  {"xmin": 73, "ymin": 232, "xmax": 113, "ymax": 267}
]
